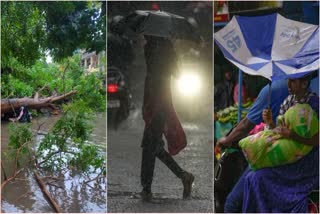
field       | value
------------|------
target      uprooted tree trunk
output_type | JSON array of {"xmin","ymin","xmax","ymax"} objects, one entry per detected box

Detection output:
[{"xmin": 1, "ymin": 90, "xmax": 77, "ymax": 115}]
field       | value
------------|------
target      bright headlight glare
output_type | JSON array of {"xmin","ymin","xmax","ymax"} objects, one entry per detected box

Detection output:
[{"xmin": 177, "ymin": 73, "xmax": 201, "ymax": 96}]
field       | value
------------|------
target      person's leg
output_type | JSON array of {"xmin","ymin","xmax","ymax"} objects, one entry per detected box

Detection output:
[
  {"xmin": 151, "ymin": 102, "xmax": 186, "ymax": 179},
  {"xmin": 156, "ymin": 145, "xmax": 185, "ymax": 178},
  {"xmin": 224, "ymin": 167, "xmax": 250, "ymax": 213},
  {"xmin": 141, "ymin": 146, "xmax": 156, "ymax": 192},
  {"xmin": 148, "ymin": 109, "xmax": 194, "ymax": 198},
  {"xmin": 140, "ymin": 110, "xmax": 166, "ymax": 200},
  {"xmin": 156, "ymin": 145, "xmax": 194, "ymax": 199},
  {"xmin": 151, "ymin": 110, "xmax": 186, "ymax": 176},
  {"xmin": 140, "ymin": 127, "xmax": 157, "ymax": 201}
]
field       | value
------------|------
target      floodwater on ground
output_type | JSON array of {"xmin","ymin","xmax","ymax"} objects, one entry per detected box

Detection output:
[{"xmin": 1, "ymin": 113, "xmax": 106, "ymax": 213}]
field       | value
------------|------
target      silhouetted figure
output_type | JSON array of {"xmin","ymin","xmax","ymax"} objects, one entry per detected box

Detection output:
[{"xmin": 140, "ymin": 35, "xmax": 194, "ymax": 201}]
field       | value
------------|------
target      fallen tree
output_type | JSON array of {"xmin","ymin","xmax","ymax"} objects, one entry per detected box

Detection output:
[
  {"xmin": 1, "ymin": 90, "xmax": 77, "ymax": 115},
  {"xmin": 1, "ymin": 87, "xmax": 106, "ymax": 213}
]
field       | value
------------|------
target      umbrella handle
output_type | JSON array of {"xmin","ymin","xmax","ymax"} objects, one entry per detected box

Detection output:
[{"xmin": 267, "ymin": 82, "xmax": 272, "ymax": 109}]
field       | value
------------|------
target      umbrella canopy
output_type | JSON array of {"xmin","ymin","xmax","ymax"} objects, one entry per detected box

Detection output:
[
  {"xmin": 215, "ymin": 13, "xmax": 319, "ymax": 81},
  {"xmin": 121, "ymin": 10, "xmax": 201, "ymax": 43}
]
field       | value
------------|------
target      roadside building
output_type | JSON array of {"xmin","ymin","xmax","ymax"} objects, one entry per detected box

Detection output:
[{"xmin": 81, "ymin": 50, "xmax": 106, "ymax": 74}]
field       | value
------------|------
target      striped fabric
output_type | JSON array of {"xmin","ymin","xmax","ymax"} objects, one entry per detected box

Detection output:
[{"xmin": 279, "ymin": 91, "xmax": 318, "ymax": 115}]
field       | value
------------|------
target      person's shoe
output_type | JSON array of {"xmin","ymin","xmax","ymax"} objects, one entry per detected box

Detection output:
[
  {"xmin": 181, "ymin": 172, "xmax": 194, "ymax": 199},
  {"xmin": 140, "ymin": 189, "xmax": 152, "ymax": 202}
]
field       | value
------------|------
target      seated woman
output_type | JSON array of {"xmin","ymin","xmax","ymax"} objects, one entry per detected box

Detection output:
[
  {"xmin": 224, "ymin": 73, "xmax": 319, "ymax": 213},
  {"xmin": 9, "ymin": 105, "xmax": 32, "ymax": 123}
]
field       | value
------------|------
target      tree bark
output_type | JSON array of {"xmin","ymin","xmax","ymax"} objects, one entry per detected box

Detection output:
[
  {"xmin": 1, "ymin": 168, "xmax": 24, "ymax": 190},
  {"xmin": 34, "ymin": 171, "xmax": 63, "ymax": 213},
  {"xmin": 1, "ymin": 90, "xmax": 77, "ymax": 114}
]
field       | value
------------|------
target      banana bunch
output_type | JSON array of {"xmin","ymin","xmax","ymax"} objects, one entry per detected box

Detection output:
[
  {"xmin": 216, "ymin": 100, "xmax": 253, "ymax": 124},
  {"xmin": 241, "ymin": 99, "xmax": 253, "ymax": 108}
]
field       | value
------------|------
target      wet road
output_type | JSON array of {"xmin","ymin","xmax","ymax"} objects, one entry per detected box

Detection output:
[
  {"xmin": 107, "ymin": 45, "xmax": 213, "ymax": 212},
  {"xmin": 108, "ymin": 115, "xmax": 213, "ymax": 212}
]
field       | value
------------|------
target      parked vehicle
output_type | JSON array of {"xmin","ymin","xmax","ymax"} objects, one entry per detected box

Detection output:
[
  {"xmin": 107, "ymin": 66, "xmax": 132, "ymax": 129},
  {"xmin": 214, "ymin": 126, "xmax": 247, "ymax": 213}
]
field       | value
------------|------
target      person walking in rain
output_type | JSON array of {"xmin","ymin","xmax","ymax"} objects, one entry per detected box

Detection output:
[{"xmin": 140, "ymin": 35, "xmax": 194, "ymax": 201}]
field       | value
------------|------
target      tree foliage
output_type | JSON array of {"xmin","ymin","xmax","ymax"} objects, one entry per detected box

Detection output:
[
  {"xmin": 4, "ymin": 51, "xmax": 106, "ymax": 169},
  {"xmin": 2, "ymin": 0, "xmax": 106, "ymax": 173},
  {"xmin": 2, "ymin": 1, "xmax": 106, "ymax": 199},
  {"xmin": 9, "ymin": 123, "xmax": 33, "ymax": 150},
  {"xmin": 1, "ymin": 1, "xmax": 106, "ymax": 69},
  {"xmin": 38, "ymin": 1, "xmax": 106, "ymax": 61},
  {"xmin": 37, "ymin": 107, "xmax": 105, "ymax": 173},
  {"xmin": 1, "ymin": 1, "xmax": 45, "ymax": 68},
  {"xmin": 1, "ymin": 53, "xmax": 106, "ymax": 110}
]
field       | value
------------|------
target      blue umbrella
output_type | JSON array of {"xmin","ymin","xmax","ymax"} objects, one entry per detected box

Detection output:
[
  {"xmin": 215, "ymin": 13, "xmax": 319, "ymax": 117},
  {"xmin": 215, "ymin": 13, "xmax": 319, "ymax": 81}
]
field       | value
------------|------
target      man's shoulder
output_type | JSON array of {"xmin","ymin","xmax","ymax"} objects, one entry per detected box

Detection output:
[
  {"xmin": 308, "ymin": 93, "xmax": 319, "ymax": 106},
  {"xmin": 308, "ymin": 93, "xmax": 319, "ymax": 116}
]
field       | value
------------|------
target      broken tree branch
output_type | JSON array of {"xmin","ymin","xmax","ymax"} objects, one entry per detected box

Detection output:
[
  {"xmin": 37, "ymin": 150, "xmax": 77, "ymax": 167},
  {"xmin": 36, "ymin": 84, "xmax": 49, "ymax": 95},
  {"xmin": 46, "ymin": 182, "xmax": 63, "ymax": 189},
  {"xmin": 1, "ymin": 168, "xmax": 24, "ymax": 191},
  {"xmin": 34, "ymin": 171, "xmax": 63, "ymax": 213},
  {"xmin": 42, "ymin": 176, "xmax": 63, "ymax": 181},
  {"xmin": 1, "ymin": 161, "xmax": 7, "ymax": 181},
  {"xmin": 84, "ymin": 169, "xmax": 104, "ymax": 185},
  {"xmin": 13, "ymin": 191, "xmax": 32, "ymax": 203},
  {"xmin": 2, "ymin": 141, "xmax": 33, "ymax": 191},
  {"xmin": 14, "ymin": 141, "xmax": 30, "ymax": 175}
]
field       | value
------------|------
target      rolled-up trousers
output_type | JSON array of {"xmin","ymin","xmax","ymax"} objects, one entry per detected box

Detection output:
[{"xmin": 141, "ymin": 110, "xmax": 185, "ymax": 192}]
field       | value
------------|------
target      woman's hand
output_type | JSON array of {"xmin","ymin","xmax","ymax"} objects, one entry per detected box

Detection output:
[
  {"xmin": 262, "ymin": 109, "xmax": 275, "ymax": 128},
  {"xmin": 274, "ymin": 126, "xmax": 319, "ymax": 146},
  {"xmin": 273, "ymin": 126, "xmax": 291, "ymax": 138}
]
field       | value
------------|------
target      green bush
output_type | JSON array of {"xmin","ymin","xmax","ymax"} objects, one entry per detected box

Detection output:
[
  {"xmin": 8, "ymin": 123, "xmax": 33, "ymax": 155},
  {"xmin": 6, "ymin": 75, "xmax": 34, "ymax": 97}
]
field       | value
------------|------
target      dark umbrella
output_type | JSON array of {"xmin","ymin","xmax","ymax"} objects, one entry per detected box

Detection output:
[
  {"xmin": 107, "ymin": 31, "xmax": 134, "ymax": 69},
  {"xmin": 119, "ymin": 10, "xmax": 201, "ymax": 43}
]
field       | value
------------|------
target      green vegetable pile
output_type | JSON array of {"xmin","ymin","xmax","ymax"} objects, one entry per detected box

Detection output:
[{"xmin": 216, "ymin": 100, "xmax": 253, "ymax": 124}]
